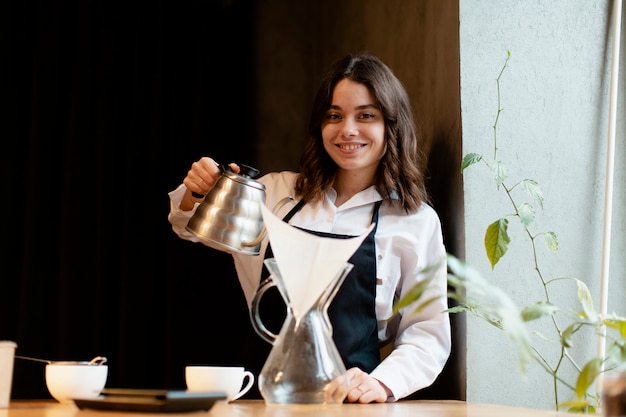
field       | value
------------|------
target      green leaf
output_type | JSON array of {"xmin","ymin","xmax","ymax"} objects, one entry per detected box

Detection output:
[
  {"xmin": 575, "ymin": 357, "xmax": 602, "ymax": 399},
  {"xmin": 576, "ymin": 279, "xmax": 597, "ymax": 322},
  {"xmin": 520, "ymin": 301, "xmax": 559, "ymax": 322},
  {"xmin": 461, "ymin": 153, "xmax": 483, "ymax": 173},
  {"xmin": 445, "ymin": 305, "xmax": 470, "ymax": 314},
  {"xmin": 392, "ymin": 277, "xmax": 430, "ymax": 314},
  {"xmin": 446, "ymin": 255, "xmax": 534, "ymax": 373},
  {"xmin": 544, "ymin": 231, "xmax": 559, "ymax": 252},
  {"xmin": 530, "ymin": 329, "xmax": 550, "ymax": 341},
  {"xmin": 390, "ymin": 262, "xmax": 439, "ymax": 317},
  {"xmin": 558, "ymin": 399, "xmax": 595, "ymax": 414},
  {"xmin": 604, "ymin": 314, "xmax": 626, "ymax": 335},
  {"xmin": 561, "ymin": 323, "xmax": 576, "ymax": 348},
  {"xmin": 521, "ymin": 179, "xmax": 544, "ymax": 210},
  {"xmin": 605, "ymin": 314, "xmax": 626, "ymax": 363},
  {"xmin": 517, "ymin": 203, "xmax": 535, "ymax": 229},
  {"xmin": 484, "ymin": 218, "xmax": 510, "ymax": 269},
  {"xmin": 490, "ymin": 160, "xmax": 508, "ymax": 188},
  {"xmin": 410, "ymin": 296, "xmax": 441, "ymax": 315},
  {"xmin": 606, "ymin": 339, "xmax": 626, "ymax": 364}
]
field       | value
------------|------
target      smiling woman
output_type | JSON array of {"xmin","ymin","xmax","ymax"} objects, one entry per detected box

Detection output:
[{"xmin": 168, "ymin": 53, "xmax": 452, "ymax": 403}]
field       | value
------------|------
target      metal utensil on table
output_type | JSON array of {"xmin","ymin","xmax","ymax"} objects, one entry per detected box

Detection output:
[{"xmin": 16, "ymin": 355, "xmax": 107, "ymax": 365}]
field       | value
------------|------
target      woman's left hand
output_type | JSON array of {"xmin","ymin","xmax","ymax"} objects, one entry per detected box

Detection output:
[{"xmin": 345, "ymin": 367, "xmax": 391, "ymax": 403}]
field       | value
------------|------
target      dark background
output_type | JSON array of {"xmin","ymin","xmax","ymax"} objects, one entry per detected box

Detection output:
[
  {"xmin": 2, "ymin": 0, "xmax": 464, "ymax": 401},
  {"xmin": 2, "ymin": 0, "xmax": 266, "ymax": 399}
]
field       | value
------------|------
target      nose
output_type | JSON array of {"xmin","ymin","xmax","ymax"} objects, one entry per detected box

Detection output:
[{"xmin": 340, "ymin": 118, "xmax": 359, "ymax": 138}]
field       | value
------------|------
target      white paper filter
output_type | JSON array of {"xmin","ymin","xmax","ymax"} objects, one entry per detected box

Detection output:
[{"xmin": 260, "ymin": 203, "xmax": 373, "ymax": 318}]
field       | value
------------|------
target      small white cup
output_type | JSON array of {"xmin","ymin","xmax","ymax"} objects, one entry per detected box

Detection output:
[
  {"xmin": 185, "ymin": 365, "xmax": 254, "ymax": 402},
  {"xmin": 0, "ymin": 341, "xmax": 17, "ymax": 408},
  {"xmin": 45, "ymin": 362, "xmax": 108, "ymax": 404}
]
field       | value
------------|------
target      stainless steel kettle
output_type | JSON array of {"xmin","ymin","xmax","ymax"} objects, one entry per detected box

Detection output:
[{"xmin": 186, "ymin": 164, "xmax": 267, "ymax": 256}]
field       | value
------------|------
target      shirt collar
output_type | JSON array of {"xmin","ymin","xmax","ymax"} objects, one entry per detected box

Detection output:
[{"xmin": 327, "ymin": 185, "xmax": 383, "ymax": 210}]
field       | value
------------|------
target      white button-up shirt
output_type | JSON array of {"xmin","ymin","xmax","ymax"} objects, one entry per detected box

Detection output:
[{"xmin": 168, "ymin": 171, "xmax": 451, "ymax": 401}]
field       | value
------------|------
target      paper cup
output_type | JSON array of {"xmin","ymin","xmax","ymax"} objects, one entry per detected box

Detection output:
[{"xmin": 0, "ymin": 341, "xmax": 17, "ymax": 408}]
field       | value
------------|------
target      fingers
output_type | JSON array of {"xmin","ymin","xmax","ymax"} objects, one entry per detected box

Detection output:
[
  {"xmin": 323, "ymin": 374, "xmax": 349, "ymax": 404},
  {"xmin": 183, "ymin": 157, "xmax": 221, "ymax": 196},
  {"xmin": 226, "ymin": 162, "xmax": 240, "ymax": 174},
  {"xmin": 348, "ymin": 382, "xmax": 387, "ymax": 403},
  {"xmin": 345, "ymin": 368, "xmax": 387, "ymax": 404}
]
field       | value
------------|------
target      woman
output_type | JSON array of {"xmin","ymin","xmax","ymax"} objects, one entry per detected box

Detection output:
[{"xmin": 168, "ymin": 53, "xmax": 451, "ymax": 403}]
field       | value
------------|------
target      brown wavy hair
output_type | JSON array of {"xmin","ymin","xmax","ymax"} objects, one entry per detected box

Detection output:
[{"xmin": 294, "ymin": 53, "xmax": 429, "ymax": 213}]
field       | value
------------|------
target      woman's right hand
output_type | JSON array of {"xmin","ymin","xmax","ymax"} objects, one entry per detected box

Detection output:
[{"xmin": 179, "ymin": 157, "xmax": 238, "ymax": 211}]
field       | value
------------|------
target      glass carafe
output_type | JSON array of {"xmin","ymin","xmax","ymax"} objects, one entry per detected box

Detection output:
[{"xmin": 250, "ymin": 258, "xmax": 353, "ymax": 405}]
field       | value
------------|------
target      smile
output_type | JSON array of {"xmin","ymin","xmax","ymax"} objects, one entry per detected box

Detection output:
[{"xmin": 338, "ymin": 144, "xmax": 365, "ymax": 150}]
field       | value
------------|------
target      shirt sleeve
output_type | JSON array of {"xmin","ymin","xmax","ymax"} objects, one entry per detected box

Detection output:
[
  {"xmin": 167, "ymin": 184, "xmax": 202, "ymax": 242},
  {"xmin": 369, "ymin": 205, "xmax": 451, "ymax": 401}
]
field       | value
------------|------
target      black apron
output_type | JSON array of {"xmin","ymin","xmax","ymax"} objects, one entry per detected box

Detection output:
[{"xmin": 261, "ymin": 199, "xmax": 382, "ymax": 372}]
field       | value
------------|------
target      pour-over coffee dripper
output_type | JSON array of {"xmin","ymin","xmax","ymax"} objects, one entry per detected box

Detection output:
[{"xmin": 251, "ymin": 258, "xmax": 354, "ymax": 405}]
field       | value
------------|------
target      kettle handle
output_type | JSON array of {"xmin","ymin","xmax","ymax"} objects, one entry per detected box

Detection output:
[
  {"xmin": 241, "ymin": 196, "xmax": 294, "ymax": 248},
  {"xmin": 190, "ymin": 162, "xmax": 260, "ymax": 199},
  {"xmin": 249, "ymin": 277, "xmax": 280, "ymax": 344}
]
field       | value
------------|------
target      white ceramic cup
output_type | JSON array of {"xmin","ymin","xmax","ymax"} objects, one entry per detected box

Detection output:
[
  {"xmin": 185, "ymin": 366, "xmax": 254, "ymax": 402},
  {"xmin": 0, "ymin": 341, "xmax": 17, "ymax": 408},
  {"xmin": 45, "ymin": 362, "xmax": 108, "ymax": 404}
]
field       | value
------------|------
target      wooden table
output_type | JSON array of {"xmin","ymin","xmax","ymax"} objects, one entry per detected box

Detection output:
[{"xmin": 3, "ymin": 400, "xmax": 580, "ymax": 417}]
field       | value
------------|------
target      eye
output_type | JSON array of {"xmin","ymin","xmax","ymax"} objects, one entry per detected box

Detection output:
[
  {"xmin": 325, "ymin": 112, "xmax": 342, "ymax": 121},
  {"xmin": 360, "ymin": 113, "xmax": 376, "ymax": 120}
]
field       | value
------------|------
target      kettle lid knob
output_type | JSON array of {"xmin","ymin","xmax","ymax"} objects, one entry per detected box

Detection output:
[{"xmin": 226, "ymin": 163, "xmax": 259, "ymax": 179}]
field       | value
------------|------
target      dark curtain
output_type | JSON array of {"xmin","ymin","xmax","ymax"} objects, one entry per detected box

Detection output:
[{"xmin": 1, "ymin": 0, "xmax": 263, "ymax": 399}]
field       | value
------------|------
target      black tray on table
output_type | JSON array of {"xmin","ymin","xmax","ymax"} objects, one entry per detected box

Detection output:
[{"xmin": 73, "ymin": 388, "xmax": 227, "ymax": 413}]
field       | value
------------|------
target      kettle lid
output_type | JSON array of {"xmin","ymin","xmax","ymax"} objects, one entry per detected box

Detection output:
[{"xmin": 223, "ymin": 163, "xmax": 265, "ymax": 190}]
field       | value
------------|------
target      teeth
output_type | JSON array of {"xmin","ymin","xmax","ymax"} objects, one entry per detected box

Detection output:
[{"xmin": 339, "ymin": 144, "xmax": 363, "ymax": 150}]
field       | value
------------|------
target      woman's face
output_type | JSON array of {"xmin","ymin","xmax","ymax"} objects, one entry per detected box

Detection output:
[{"xmin": 321, "ymin": 79, "xmax": 386, "ymax": 181}]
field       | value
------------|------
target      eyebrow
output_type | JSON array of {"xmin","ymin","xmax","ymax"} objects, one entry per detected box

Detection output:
[{"xmin": 328, "ymin": 103, "xmax": 379, "ymax": 111}]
